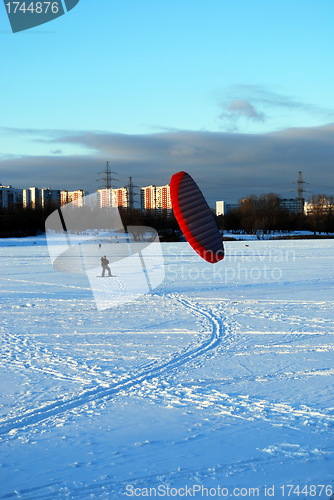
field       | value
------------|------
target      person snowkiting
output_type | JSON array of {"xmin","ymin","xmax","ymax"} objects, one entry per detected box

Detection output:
[{"xmin": 101, "ymin": 255, "xmax": 112, "ymax": 277}]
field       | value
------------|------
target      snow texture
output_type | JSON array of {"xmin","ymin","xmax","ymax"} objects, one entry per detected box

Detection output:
[{"xmin": 0, "ymin": 237, "xmax": 333, "ymax": 499}]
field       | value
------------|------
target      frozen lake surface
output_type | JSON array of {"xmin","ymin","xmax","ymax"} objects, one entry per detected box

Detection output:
[{"xmin": 0, "ymin": 237, "xmax": 333, "ymax": 499}]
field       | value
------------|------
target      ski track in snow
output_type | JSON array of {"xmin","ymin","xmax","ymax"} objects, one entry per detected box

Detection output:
[
  {"xmin": 2, "ymin": 293, "xmax": 333, "ymax": 442},
  {"xmin": 0, "ymin": 294, "xmax": 227, "ymax": 438}
]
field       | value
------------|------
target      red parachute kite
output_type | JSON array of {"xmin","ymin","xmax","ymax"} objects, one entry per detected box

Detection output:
[{"xmin": 170, "ymin": 171, "xmax": 224, "ymax": 264}]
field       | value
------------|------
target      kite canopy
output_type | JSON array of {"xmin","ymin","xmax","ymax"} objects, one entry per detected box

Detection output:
[{"xmin": 170, "ymin": 171, "xmax": 224, "ymax": 264}]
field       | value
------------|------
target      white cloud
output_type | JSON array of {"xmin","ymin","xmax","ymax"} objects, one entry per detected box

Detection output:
[
  {"xmin": 217, "ymin": 85, "xmax": 334, "ymax": 132},
  {"xmin": 219, "ymin": 99, "xmax": 265, "ymax": 131}
]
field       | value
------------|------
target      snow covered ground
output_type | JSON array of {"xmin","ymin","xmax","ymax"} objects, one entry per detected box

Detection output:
[{"xmin": 0, "ymin": 236, "xmax": 333, "ymax": 499}]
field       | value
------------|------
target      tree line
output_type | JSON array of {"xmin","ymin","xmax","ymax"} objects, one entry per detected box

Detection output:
[
  {"xmin": 1, "ymin": 193, "xmax": 333, "ymax": 238},
  {"xmin": 218, "ymin": 193, "xmax": 334, "ymax": 236},
  {"xmin": 0, "ymin": 205, "xmax": 181, "ymax": 239},
  {"xmin": 0, "ymin": 207, "xmax": 54, "ymax": 238}
]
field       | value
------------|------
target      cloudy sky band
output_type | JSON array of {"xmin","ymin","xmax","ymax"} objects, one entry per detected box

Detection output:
[{"xmin": 1, "ymin": 123, "xmax": 333, "ymax": 205}]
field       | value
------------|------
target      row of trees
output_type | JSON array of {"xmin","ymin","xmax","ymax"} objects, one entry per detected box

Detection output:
[
  {"xmin": 0, "ymin": 207, "xmax": 54, "ymax": 238},
  {"xmin": 0, "ymin": 205, "xmax": 181, "ymax": 239},
  {"xmin": 218, "ymin": 193, "xmax": 334, "ymax": 236},
  {"xmin": 307, "ymin": 194, "xmax": 334, "ymax": 235},
  {"xmin": 1, "ymin": 193, "xmax": 333, "ymax": 238}
]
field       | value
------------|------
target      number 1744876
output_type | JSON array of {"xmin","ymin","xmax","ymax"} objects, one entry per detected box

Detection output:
[{"xmin": 5, "ymin": 2, "xmax": 60, "ymax": 14}]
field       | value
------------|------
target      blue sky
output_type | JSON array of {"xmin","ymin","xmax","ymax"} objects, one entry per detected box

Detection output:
[{"xmin": 1, "ymin": 0, "xmax": 334, "ymax": 204}]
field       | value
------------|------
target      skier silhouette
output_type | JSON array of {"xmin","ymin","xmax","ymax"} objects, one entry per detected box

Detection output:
[{"xmin": 100, "ymin": 255, "xmax": 112, "ymax": 277}]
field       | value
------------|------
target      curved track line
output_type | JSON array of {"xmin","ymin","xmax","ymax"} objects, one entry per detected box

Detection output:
[{"xmin": 0, "ymin": 294, "xmax": 226, "ymax": 437}]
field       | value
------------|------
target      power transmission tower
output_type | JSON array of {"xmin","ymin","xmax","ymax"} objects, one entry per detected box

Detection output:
[
  {"xmin": 126, "ymin": 176, "xmax": 138, "ymax": 209},
  {"xmin": 97, "ymin": 161, "xmax": 118, "ymax": 189},
  {"xmin": 297, "ymin": 171, "xmax": 305, "ymax": 200},
  {"xmin": 292, "ymin": 171, "xmax": 309, "ymax": 201}
]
